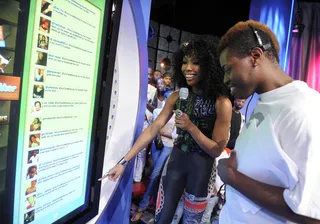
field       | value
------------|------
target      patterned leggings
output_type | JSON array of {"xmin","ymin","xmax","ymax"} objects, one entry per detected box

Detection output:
[{"xmin": 155, "ymin": 148, "xmax": 216, "ymax": 224}]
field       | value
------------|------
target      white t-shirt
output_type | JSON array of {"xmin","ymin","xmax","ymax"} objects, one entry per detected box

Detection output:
[
  {"xmin": 157, "ymin": 98, "xmax": 165, "ymax": 109},
  {"xmin": 240, "ymin": 113, "xmax": 245, "ymax": 132},
  {"xmin": 29, "ymin": 155, "xmax": 39, "ymax": 164},
  {"xmin": 145, "ymin": 84, "xmax": 157, "ymax": 123},
  {"xmin": 216, "ymin": 150, "xmax": 230, "ymax": 190},
  {"xmin": 153, "ymin": 106, "xmax": 175, "ymax": 147},
  {"xmin": 219, "ymin": 81, "xmax": 320, "ymax": 223}
]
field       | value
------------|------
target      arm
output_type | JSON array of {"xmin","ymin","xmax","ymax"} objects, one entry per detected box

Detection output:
[
  {"xmin": 159, "ymin": 130, "xmax": 173, "ymax": 139},
  {"xmin": 218, "ymin": 105, "xmax": 320, "ymax": 223},
  {"xmin": 123, "ymin": 92, "xmax": 178, "ymax": 162},
  {"xmin": 181, "ymin": 97, "xmax": 232, "ymax": 158},
  {"xmin": 228, "ymin": 168, "xmax": 320, "ymax": 224},
  {"xmin": 153, "ymin": 108, "xmax": 173, "ymax": 139}
]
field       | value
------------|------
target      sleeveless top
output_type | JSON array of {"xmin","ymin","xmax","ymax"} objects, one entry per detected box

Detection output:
[{"xmin": 174, "ymin": 91, "xmax": 217, "ymax": 154}]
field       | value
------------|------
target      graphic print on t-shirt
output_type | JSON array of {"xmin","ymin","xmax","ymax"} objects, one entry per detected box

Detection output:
[{"xmin": 246, "ymin": 112, "xmax": 265, "ymax": 129}]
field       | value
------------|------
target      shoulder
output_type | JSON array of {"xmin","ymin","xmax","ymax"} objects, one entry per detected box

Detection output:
[
  {"xmin": 214, "ymin": 96, "xmax": 232, "ymax": 121},
  {"xmin": 274, "ymin": 84, "xmax": 319, "ymax": 124},
  {"xmin": 272, "ymin": 89, "xmax": 320, "ymax": 145},
  {"xmin": 215, "ymin": 96, "xmax": 232, "ymax": 112},
  {"xmin": 148, "ymin": 84, "xmax": 157, "ymax": 92}
]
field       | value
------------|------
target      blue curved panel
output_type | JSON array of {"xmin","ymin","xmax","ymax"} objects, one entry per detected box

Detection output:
[{"xmin": 95, "ymin": 0, "xmax": 150, "ymax": 223}]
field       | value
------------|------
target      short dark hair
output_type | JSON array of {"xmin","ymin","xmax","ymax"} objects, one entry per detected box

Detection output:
[
  {"xmin": 28, "ymin": 165, "xmax": 37, "ymax": 173},
  {"xmin": 34, "ymin": 101, "xmax": 41, "ymax": 107},
  {"xmin": 163, "ymin": 72, "xmax": 172, "ymax": 78},
  {"xmin": 217, "ymin": 20, "xmax": 280, "ymax": 63},
  {"xmin": 29, "ymin": 135, "xmax": 36, "ymax": 142},
  {"xmin": 173, "ymin": 35, "xmax": 228, "ymax": 99}
]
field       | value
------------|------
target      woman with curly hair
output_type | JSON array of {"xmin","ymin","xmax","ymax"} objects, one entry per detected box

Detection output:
[{"xmin": 108, "ymin": 35, "xmax": 232, "ymax": 223}]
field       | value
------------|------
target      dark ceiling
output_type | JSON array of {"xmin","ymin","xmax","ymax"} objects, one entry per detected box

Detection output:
[{"xmin": 150, "ymin": 0, "xmax": 252, "ymax": 37}]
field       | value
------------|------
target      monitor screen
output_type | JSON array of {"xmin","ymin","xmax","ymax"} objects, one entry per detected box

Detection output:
[{"xmin": 14, "ymin": 0, "xmax": 106, "ymax": 223}]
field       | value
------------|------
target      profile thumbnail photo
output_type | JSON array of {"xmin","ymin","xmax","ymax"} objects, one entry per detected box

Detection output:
[
  {"xmin": 39, "ymin": 17, "xmax": 51, "ymax": 33},
  {"xmin": 37, "ymin": 34, "xmax": 49, "ymax": 50},
  {"xmin": 41, "ymin": 0, "xmax": 52, "ymax": 17},
  {"xmin": 24, "ymin": 209, "xmax": 35, "ymax": 224},
  {"xmin": 30, "ymin": 117, "xmax": 42, "ymax": 132},
  {"xmin": 27, "ymin": 149, "xmax": 39, "ymax": 164},
  {"xmin": 26, "ymin": 180, "xmax": 37, "ymax": 195},
  {"xmin": 31, "ymin": 101, "xmax": 42, "ymax": 115},
  {"xmin": 36, "ymin": 51, "xmax": 47, "ymax": 66},
  {"xmin": 33, "ymin": 84, "xmax": 45, "ymax": 99},
  {"xmin": 25, "ymin": 194, "xmax": 36, "ymax": 210},
  {"xmin": 29, "ymin": 133, "xmax": 40, "ymax": 148},
  {"xmin": 35, "ymin": 68, "xmax": 45, "ymax": 82},
  {"xmin": 26, "ymin": 165, "xmax": 38, "ymax": 180}
]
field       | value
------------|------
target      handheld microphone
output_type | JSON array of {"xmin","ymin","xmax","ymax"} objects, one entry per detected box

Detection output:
[
  {"xmin": 176, "ymin": 88, "xmax": 189, "ymax": 135},
  {"xmin": 176, "ymin": 87, "xmax": 189, "ymax": 117}
]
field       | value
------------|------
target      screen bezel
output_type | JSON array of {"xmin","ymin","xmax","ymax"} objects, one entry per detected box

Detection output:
[{"xmin": 4, "ymin": 0, "xmax": 113, "ymax": 223}]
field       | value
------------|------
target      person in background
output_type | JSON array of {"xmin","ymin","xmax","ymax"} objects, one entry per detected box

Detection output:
[
  {"xmin": 148, "ymin": 67, "xmax": 154, "ymax": 83},
  {"xmin": 162, "ymin": 72, "xmax": 173, "ymax": 88},
  {"xmin": 108, "ymin": 35, "xmax": 231, "ymax": 223},
  {"xmin": 226, "ymin": 98, "xmax": 245, "ymax": 149},
  {"xmin": 146, "ymin": 67, "xmax": 158, "ymax": 117},
  {"xmin": 154, "ymin": 73, "xmax": 173, "ymax": 109},
  {"xmin": 133, "ymin": 67, "xmax": 157, "ymax": 182},
  {"xmin": 217, "ymin": 20, "xmax": 320, "ymax": 223},
  {"xmin": 154, "ymin": 69, "xmax": 162, "ymax": 81},
  {"xmin": 149, "ymin": 69, "xmax": 162, "ymax": 88},
  {"xmin": 131, "ymin": 90, "xmax": 176, "ymax": 222}
]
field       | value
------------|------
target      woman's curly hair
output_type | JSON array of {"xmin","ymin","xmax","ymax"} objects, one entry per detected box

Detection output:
[{"xmin": 173, "ymin": 35, "xmax": 229, "ymax": 100}]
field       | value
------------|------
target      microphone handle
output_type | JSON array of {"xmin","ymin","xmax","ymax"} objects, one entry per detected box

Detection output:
[{"xmin": 176, "ymin": 99, "xmax": 187, "ymax": 135}]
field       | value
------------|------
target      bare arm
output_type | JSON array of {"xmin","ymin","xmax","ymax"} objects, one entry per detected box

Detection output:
[
  {"xmin": 185, "ymin": 97, "xmax": 232, "ymax": 158},
  {"xmin": 123, "ymin": 92, "xmax": 178, "ymax": 162},
  {"xmin": 229, "ymin": 169, "xmax": 320, "ymax": 224},
  {"xmin": 159, "ymin": 130, "xmax": 173, "ymax": 139}
]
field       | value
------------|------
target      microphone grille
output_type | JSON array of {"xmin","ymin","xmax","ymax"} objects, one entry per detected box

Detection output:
[{"xmin": 179, "ymin": 88, "xmax": 189, "ymax": 100}]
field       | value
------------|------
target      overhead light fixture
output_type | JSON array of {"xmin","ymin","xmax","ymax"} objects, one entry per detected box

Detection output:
[{"xmin": 160, "ymin": 57, "xmax": 171, "ymax": 71}]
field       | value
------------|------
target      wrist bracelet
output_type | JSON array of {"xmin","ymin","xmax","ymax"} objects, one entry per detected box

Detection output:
[{"xmin": 118, "ymin": 157, "xmax": 129, "ymax": 167}]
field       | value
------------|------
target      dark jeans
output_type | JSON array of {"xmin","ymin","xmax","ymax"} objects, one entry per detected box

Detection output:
[{"xmin": 155, "ymin": 147, "xmax": 216, "ymax": 224}]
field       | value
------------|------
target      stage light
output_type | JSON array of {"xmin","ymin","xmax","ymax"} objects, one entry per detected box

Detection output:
[{"xmin": 160, "ymin": 57, "xmax": 171, "ymax": 71}]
